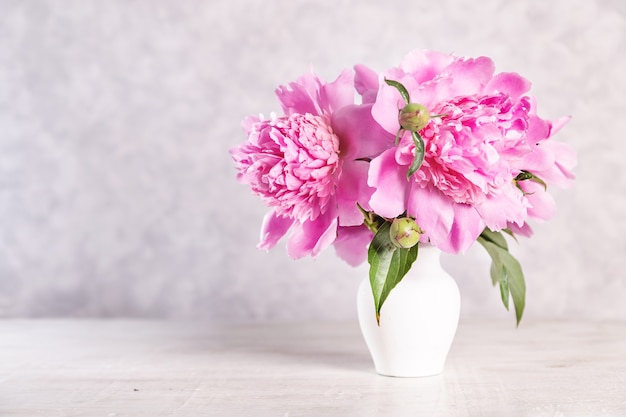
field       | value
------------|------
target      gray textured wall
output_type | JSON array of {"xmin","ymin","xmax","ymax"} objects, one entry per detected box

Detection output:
[{"xmin": 1, "ymin": 0, "xmax": 625, "ymax": 321}]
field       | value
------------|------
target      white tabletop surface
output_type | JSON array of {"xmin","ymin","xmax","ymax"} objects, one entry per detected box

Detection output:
[{"xmin": 1, "ymin": 319, "xmax": 625, "ymax": 416}]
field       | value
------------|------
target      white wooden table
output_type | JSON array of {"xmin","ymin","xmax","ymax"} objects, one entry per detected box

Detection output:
[{"xmin": 1, "ymin": 319, "xmax": 625, "ymax": 416}]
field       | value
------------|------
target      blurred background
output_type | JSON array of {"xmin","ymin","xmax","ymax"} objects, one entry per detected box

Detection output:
[{"xmin": 1, "ymin": 0, "xmax": 624, "ymax": 322}]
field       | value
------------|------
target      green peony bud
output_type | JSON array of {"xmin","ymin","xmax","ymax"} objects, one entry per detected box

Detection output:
[
  {"xmin": 389, "ymin": 217, "xmax": 421, "ymax": 249},
  {"xmin": 398, "ymin": 103, "xmax": 430, "ymax": 132}
]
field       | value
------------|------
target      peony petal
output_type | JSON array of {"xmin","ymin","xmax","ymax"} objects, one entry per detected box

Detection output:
[
  {"xmin": 258, "ymin": 211, "xmax": 294, "ymax": 251},
  {"xmin": 445, "ymin": 56, "xmax": 496, "ymax": 96},
  {"xmin": 333, "ymin": 225, "xmax": 373, "ymax": 266},
  {"xmin": 526, "ymin": 114, "xmax": 551, "ymax": 145},
  {"xmin": 521, "ymin": 181, "xmax": 556, "ymax": 221},
  {"xmin": 411, "ymin": 77, "xmax": 455, "ymax": 110},
  {"xmin": 335, "ymin": 160, "xmax": 373, "ymax": 227},
  {"xmin": 547, "ymin": 141, "xmax": 577, "ymax": 186},
  {"xmin": 332, "ymin": 104, "xmax": 395, "ymax": 160},
  {"xmin": 444, "ymin": 203, "xmax": 485, "ymax": 253},
  {"xmin": 475, "ymin": 186, "xmax": 527, "ymax": 231},
  {"xmin": 507, "ymin": 221, "xmax": 534, "ymax": 238},
  {"xmin": 525, "ymin": 141, "xmax": 576, "ymax": 188},
  {"xmin": 275, "ymin": 70, "xmax": 355, "ymax": 117},
  {"xmin": 371, "ymin": 79, "xmax": 407, "ymax": 135},
  {"xmin": 354, "ymin": 64, "xmax": 379, "ymax": 104},
  {"xmin": 484, "ymin": 72, "xmax": 531, "ymax": 100},
  {"xmin": 275, "ymin": 76, "xmax": 319, "ymax": 116},
  {"xmin": 400, "ymin": 50, "xmax": 453, "ymax": 83},
  {"xmin": 550, "ymin": 116, "xmax": 571, "ymax": 135},
  {"xmin": 320, "ymin": 69, "xmax": 356, "ymax": 113},
  {"xmin": 368, "ymin": 149, "xmax": 409, "ymax": 218},
  {"xmin": 286, "ymin": 208, "xmax": 338, "ymax": 259},
  {"xmin": 407, "ymin": 185, "xmax": 454, "ymax": 248},
  {"xmin": 241, "ymin": 115, "xmax": 261, "ymax": 134}
]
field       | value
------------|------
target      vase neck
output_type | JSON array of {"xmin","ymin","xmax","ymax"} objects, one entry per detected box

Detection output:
[
  {"xmin": 407, "ymin": 244, "xmax": 443, "ymax": 276},
  {"xmin": 418, "ymin": 244, "xmax": 441, "ymax": 260}
]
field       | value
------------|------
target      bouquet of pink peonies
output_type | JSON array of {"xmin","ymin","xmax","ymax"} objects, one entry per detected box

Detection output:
[{"xmin": 230, "ymin": 50, "xmax": 576, "ymax": 324}]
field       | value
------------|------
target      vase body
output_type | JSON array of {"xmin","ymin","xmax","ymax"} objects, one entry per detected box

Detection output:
[{"xmin": 357, "ymin": 245, "xmax": 460, "ymax": 377}]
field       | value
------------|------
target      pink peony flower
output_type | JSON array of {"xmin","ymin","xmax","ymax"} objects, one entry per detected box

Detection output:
[
  {"xmin": 234, "ymin": 113, "xmax": 340, "ymax": 222},
  {"xmin": 366, "ymin": 50, "xmax": 576, "ymax": 253},
  {"xmin": 231, "ymin": 70, "xmax": 392, "ymax": 263}
]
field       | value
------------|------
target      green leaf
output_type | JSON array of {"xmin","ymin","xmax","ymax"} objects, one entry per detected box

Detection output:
[
  {"xmin": 501, "ymin": 228, "xmax": 519, "ymax": 243},
  {"xmin": 368, "ymin": 221, "xmax": 419, "ymax": 324},
  {"xmin": 480, "ymin": 228, "xmax": 508, "ymax": 250},
  {"xmin": 489, "ymin": 261, "xmax": 500, "ymax": 286},
  {"xmin": 407, "ymin": 131, "xmax": 425, "ymax": 178},
  {"xmin": 507, "ymin": 263, "xmax": 526, "ymax": 326},
  {"xmin": 477, "ymin": 233, "xmax": 526, "ymax": 326},
  {"xmin": 498, "ymin": 270, "xmax": 510, "ymax": 310},
  {"xmin": 384, "ymin": 78, "xmax": 411, "ymax": 104}
]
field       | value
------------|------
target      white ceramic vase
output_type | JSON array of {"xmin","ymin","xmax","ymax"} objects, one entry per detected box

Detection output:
[{"xmin": 357, "ymin": 244, "xmax": 460, "ymax": 377}]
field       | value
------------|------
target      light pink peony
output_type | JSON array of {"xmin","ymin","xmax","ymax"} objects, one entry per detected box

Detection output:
[
  {"xmin": 231, "ymin": 70, "xmax": 393, "ymax": 263},
  {"xmin": 366, "ymin": 50, "xmax": 576, "ymax": 253}
]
